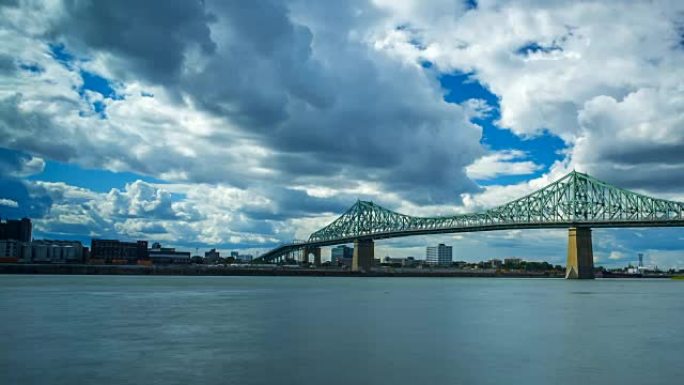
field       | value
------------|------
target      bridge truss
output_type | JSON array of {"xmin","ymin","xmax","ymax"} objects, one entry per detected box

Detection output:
[{"xmin": 258, "ymin": 171, "xmax": 684, "ymax": 261}]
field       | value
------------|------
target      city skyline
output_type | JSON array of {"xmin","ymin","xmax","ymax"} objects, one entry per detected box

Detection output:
[
  {"xmin": 2, "ymin": 1, "xmax": 684, "ymax": 269},
  {"xmin": 0, "ymin": 215, "xmax": 666, "ymax": 270}
]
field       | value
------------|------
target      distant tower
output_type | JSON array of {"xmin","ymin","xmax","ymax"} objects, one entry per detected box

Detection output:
[{"xmin": 638, "ymin": 253, "xmax": 644, "ymax": 268}]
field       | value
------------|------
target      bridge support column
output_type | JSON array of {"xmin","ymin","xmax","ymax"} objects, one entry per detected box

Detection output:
[
  {"xmin": 352, "ymin": 239, "xmax": 374, "ymax": 272},
  {"xmin": 303, "ymin": 247, "xmax": 321, "ymax": 266},
  {"xmin": 566, "ymin": 227, "xmax": 594, "ymax": 279}
]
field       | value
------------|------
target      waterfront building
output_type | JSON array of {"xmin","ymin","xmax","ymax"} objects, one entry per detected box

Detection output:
[
  {"xmin": 205, "ymin": 248, "xmax": 220, "ymax": 264},
  {"xmin": 490, "ymin": 259, "xmax": 503, "ymax": 268},
  {"xmin": 149, "ymin": 243, "xmax": 191, "ymax": 264},
  {"xmin": 0, "ymin": 239, "xmax": 22, "ymax": 260},
  {"xmin": 230, "ymin": 251, "xmax": 239, "ymax": 259},
  {"xmin": 331, "ymin": 245, "xmax": 353, "ymax": 264},
  {"xmin": 403, "ymin": 257, "xmax": 417, "ymax": 267},
  {"xmin": 504, "ymin": 258, "xmax": 522, "ymax": 267},
  {"xmin": 382, "ymin": 256, "xmax": 403, "ymax": 265},
  {"xmin": 28, "ymin": 240, "xmax": 85, "ymax": 263},
  {"xmin": 90, "ymin": 239, "xmax": 149, "ymax": 264},
  {"xmin": 0, "ymin": 239, "xmax": 86, "ymax": 263},
  {"xmin": 0, "ymin": 217, "xmax": 32, "ymax": 242},
  {"xmin": 426, "ymin": 243, "xmax": 453, "ymax": 265},
  {"xmin": 239, "ymin": 254, "xmax": 253, "ymax": 263},
  {"xmin": 381, "ymin": 256, "xmax": 417, "ymax": 267}
]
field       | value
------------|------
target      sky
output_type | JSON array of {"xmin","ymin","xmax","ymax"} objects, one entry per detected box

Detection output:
[{"xmin": 1, "ymin": 0, "xmax": 684, "ymax": 268}]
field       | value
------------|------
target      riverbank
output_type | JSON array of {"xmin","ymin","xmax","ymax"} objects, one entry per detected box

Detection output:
[{"xmin": 0, "ymin": 263, "xmax": 567, "ymax": 278}]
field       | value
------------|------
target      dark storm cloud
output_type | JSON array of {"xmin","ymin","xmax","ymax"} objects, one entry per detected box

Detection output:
[
  {"xmin": 579, "ymin": 139, "xmax": 684, "ymax": 193},
  {"xmin": 56, "ymin": 0, "xmax": 216, "ymax": 84},
  {"xmin": 582, "ymin": 140, "xmax": 684, "ymax": 192},
  {"xmin": 601, "ymin": 143, "xmax": 684, "ymax": 166},
  {"xmin": 6, "ymin": 0, "xmax": 483, "ymax": 217},
  {"xmin": 0, "ymin": 95, "xmax": 79, "ymax": 162},
  {"xmin": 183, "ymin": 0, "xmax": 332, "ymax": 127},
  {"xmin": 193, "ymin": 0, "xmax": 483, "ymax": 203},
  {"xmin": 242, "ymin": 187, "xmax": 352, "ymax": 221},
  {"xmin": 591, "ymin": 166, "xmax": 684, "ymax": 194}
]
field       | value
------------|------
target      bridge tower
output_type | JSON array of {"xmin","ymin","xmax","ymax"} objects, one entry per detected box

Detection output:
[
  {"xmin": 302, "ymin": 246, "xmax": 321, "ymax": 266},
  {"xmin": 352, "ymin": 239, "xmax": 374, "ymax": 272},
  {"xmin": 566, "ymin": 227, "xmax": 594, "ymax": 279}
]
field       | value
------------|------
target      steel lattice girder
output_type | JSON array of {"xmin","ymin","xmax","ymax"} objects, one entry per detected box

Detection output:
[{"xmin": 307, "ymin": 171, "xmax": 684, "ymax": 243}]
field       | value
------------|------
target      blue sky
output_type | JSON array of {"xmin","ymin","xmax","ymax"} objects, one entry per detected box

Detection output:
[
  {"xmin": 439, "ymin": 72, "xmax": 565, "ymax": 185},
  {"xmin": 1, "ymin": 0, "xmax": 684, "ymax": 268}
]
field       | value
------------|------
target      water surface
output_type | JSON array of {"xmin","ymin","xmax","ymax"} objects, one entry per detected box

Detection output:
[{"xmin": 1, "ymin": 275, "xmax": 682, "ymax": 385}]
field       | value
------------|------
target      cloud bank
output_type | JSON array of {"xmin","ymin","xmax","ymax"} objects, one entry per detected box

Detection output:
[{"xmin": 1, "ymin": 0, "xmax": 683, "ymax": 267}]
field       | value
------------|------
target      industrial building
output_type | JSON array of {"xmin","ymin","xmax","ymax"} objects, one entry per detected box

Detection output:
[
  {"xmin": 0, "ymin": 217, "xmax": 32, "ymax": 242},
  {"xmin": 90, "ymin": 239, "xmax": 149, "ymax": 264},
  {"xmin": 0, "ymin": 239, "xmax": 24, "ymax": 260},
  {"xmin": 382, "ymin": 256, "xmax": 417, "ymax": 267},
  {"xmin": 205, "ymin": 248, "xmax": 220, "ymax": 264},
  {"xmin": 149, "ymin": 243, "xmax": 191, "ymax": 264},
  {"xmin": 0, "ymin": 238, "xmax": 86, "ymax": 263},
  {"xmin": 27, "ymin": 240, "xmax": 86, "ymax": 263}
]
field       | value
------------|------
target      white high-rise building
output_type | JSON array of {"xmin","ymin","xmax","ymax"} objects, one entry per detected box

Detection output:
[{"xmin": 426, "ymin": 243, "xmax": 452, "ymax": 265}]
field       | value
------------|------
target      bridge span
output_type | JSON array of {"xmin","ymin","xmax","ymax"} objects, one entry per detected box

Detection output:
[{"xmin": 256, "ymin": 171, "xmax": 684, "ymax": 279}]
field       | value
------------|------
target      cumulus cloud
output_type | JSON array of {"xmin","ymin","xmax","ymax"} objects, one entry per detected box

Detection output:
[
  {"xmin": 0, "ymin": 0, "xmax": 485, "ymax": 208},
  {"xmin": 99, "ymin": 180, "xmax": 177, "ymax": 220},
  {"xmin": 0, "ymin": 198, "xmax": 18, "ymax": 207},
  {"xmin": 466, "ymin": 150, "xmax": 541, "ymax": 180},
  {"xmin": 370, "ymin": 0, "xmax": 684, "ymax": 196},
  {"xmin": 573, "ymin": 87, "xmax": 684, "ymax": 192},
  {"xmin": 1, "ymin": 0, "xmax": 684, "ymax": 266},
  {"xmin": 30, "ymin": 179, "xmax": 283, "ymax": 247}
]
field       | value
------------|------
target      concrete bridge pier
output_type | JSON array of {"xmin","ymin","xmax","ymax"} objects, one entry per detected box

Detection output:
[
  {"xmin": 566, "ymin": 227, "xmax": 594, "ymax": 279},
  {"xmin": 303, "ymin": 247, "xmax": 321, "ymax": 266},
  {"xmin": 352, "ymin": 239, "xmax": 374, "ymax": 272}
]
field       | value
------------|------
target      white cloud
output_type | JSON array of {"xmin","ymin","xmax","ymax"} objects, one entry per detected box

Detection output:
[
  {"xmin": 370, "ymin": 0, "xmax": 684, "ymax": 194},
  {"xmin": 0, "ymin": 198, "xmax": 18, "ymax": 207},
  {"xmin": 571, "ymin": 86, "xmax": 684, "ymax": 192},
  {"xmin": 608, "ymin": 251, "xmax": 625, "ymax": 260},
  {"xmin": 461, "ymin": 98, "xmax": 495, "ymax": 120},
  {"xmin": 466, "ymin": 150, "xmax": 542, "ymax": 180},
  {"xmin": 0, "ymin": 0, "xmax": 487, "ymax": 209},
  {"xmin": 30, "ymin": 178, "xmax": 283, "ymax": 247}
]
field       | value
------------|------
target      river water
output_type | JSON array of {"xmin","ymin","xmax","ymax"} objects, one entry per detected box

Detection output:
[{"xmin": 1, "ymin": 275, "xmax": 682, "ymax": 385}]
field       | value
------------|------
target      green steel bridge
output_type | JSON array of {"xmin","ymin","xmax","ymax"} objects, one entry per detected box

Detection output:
[{"xmin": 256, "ymin": 171, "xmax": 684, "ymax": 278}]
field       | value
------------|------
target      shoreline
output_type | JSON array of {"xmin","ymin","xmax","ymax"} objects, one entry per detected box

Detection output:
[
  {"xmin": 0, "ymin": 263, "xmax": 672, "ymax": 279},
  {"xmin": 0, "ymin": 263, "xmax": 570, "ymax": 278},
  {"xmin": 0, "ymin": 263, "xmax": 675, "ymax": 278}
]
